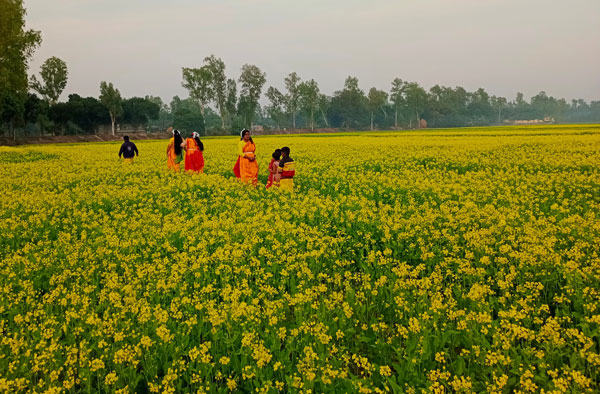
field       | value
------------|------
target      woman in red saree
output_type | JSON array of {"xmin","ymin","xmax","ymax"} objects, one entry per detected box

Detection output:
[
  {"xmin": 266, "ymin": 148, "xmax": 281, "ymax": 188},
  {"xmin": 184, "ymin": 131, "xmax": 205, "ymax": 173},
  {"xmin": 233, "ymin": 129, "xmax": 258, "ymax": 185}
]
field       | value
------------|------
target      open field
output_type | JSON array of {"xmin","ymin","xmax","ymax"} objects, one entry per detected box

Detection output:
[{"xmin": 1, "ymin": 125, "xmax": 600, "ymax": 393}]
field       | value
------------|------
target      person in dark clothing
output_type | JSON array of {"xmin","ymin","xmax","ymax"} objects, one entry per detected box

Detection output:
[{"xmin": 119, "ymin": 135, "xmax": 139, "ymax": 163}]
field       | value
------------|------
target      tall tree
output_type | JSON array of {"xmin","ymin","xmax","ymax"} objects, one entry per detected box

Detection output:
[
  {"xmin": 390, "ymin": 78, "xmax": 404, "ymax": 128},
  {"xmin": 467, "ymin": 88, "xmax": 493, "ymax": 125},
  {"xmin": 225, "ymin": 78, "xmax": 237, "ymax": 128},
  {"xmin": 181, "ymin": 66, "xmax": 213, "ymax": 117},
  {"xmin": 344, "ymin": 76, "xmax": 360, "ymax": 91},
  {"xmin": 403, "ymin": 81, "xmax": 428, "ymax": 128},
  {"xmin": 30, "ymin": 56, "xmax": 68, "ymax": 105},
  {"xmin": 204, "ymin": 55, "xmax": 227, "ymax": 129},
  {"xmin": 0, "ymin": 0, "xmax": 41, "ymax": 137},
  {"xmin": 367, "ymin": 87, "xmax": 388, "ymax": 131},
  {"xmin": 512, "ymin": 92, "xmax": 530, "ymax": 119},
  {"xmin": 99, "ymin": 81, "xmax": 122, "ymax": 135},
  {"xmin": 298, "ymin": 79, "xmax": 320, "ymax": 131},
  {"xmin": 238, "ymin": 64, "xmax": 266, "ymax": 127},
  {"xmin": 284, "ymin": 72, "xmax": 301, "ymax": 129},
  {"xmin": 490, "ymin": 95, "xmax": 507, "ymax": 125},
  {"xmin": 318, "ymin": 94, "xmax": 330, "ymax": 127},
  {"xmin": 328, "ymin": 76, "xmax": 368, "ymax": 129},
  {"xmin": 265, "ymin": 86, "xmax": 287, "ymax": 129}
]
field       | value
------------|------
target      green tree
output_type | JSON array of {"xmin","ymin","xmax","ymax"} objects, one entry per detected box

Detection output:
[
  {"xmin": 298, "ymin": 79, "xmax": 320, "ymax": 131},
  {"xmin": 48, "ymin": 94, "xmax": 108, "ymax": 135},
  {"xmin": 145, "ymin": 95, "xmax": 172, "ymax": 131},
  {"xmin": 99, "ymin": 81, "xmax": 122, "ymax": 135},
  {"xmin": 426, "ymin": 85, "xmax": 469, "ymax": 127},
  {"xmin": 24, "ymin": 93, "xmax": 49, "ymax": 136},
  {"xmin": 318, "ymin": 94, "xmax": 330, "ymax": 127},
  {"xmin": 225, "ymin": 78, "xmax": 238, "ymax": 131},
  {"xmin": 467, "ymin": 88, "xmax": 493, "ymax": 125},
  {"xmin": 122, "ymin": 97, "xmax": 160, "ymax": 130},
  {"xmin": 238, "ymin": 64, "xmax": 266, "ymax": 127},
  {"xmin": 511, "ymin": 92, "xmax": 531, "ymax": 119},
  {"xmin": 30, "ymin": 56, "xmax": 68, "ymax": 105},
  {"xmin": 367, "ymin": 87, "xmax": 388, "ymax": 131},
  {"xmin": 284, "ymin": 72, "xmax": 301, "ymax": 129},
  {"xmin": 265, "ymin": 86, "xmax": 287, "ymax": 129},
  {"xmin": 0, "ymin": 0, "xmax": 41, "ymax": 137},
  {"xmin": 403, "ymin": 81, "xmax": 428, "ymax": 128},
  {"xmin": 328, "ymin": 76, "xmax": 368, "ymax": 129},
  {"xmin": 390, "ymin": 78, "xmax": 405, "ymax": 128},
  {"xmin": 490, "ymin": 95, "xmax": 507, "ymax": 125},
  {"xmin": 170, "ymin": 96, "xmax": 205, "ymax": 134},
  {"xmin": 182, "ymin": 66, "xmax": 213, "ymax": 118},
  {"xmin": 530, "ymin": 91, "xmax": 570, "ymax": 121},
  {"xmin": 204, "ymin": 55, "xmax": 227, "ymax": 129}
]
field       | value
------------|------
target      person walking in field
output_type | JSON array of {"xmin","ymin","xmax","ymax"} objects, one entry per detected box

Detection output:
[
  {"xmin": 184, "ymin": 131, "xmax": 205, "ymax": 173},
  {"xmin": 233, "ymin": 129, "xmax": 258, "ymax": 185},
  {"xmin": 277, "ymin": 146, "xmax": 295, "ymax": 191},
  {"xmin": 266, "ymin": 148, "xmax": 281, "ymax": 188},
  {"xmin": 167, "ymin": 128, "xmax": 184, "ymax": 171},
  {"xmin": 118, "ymin": 135, "xmax": 138, "ymax": 163}
]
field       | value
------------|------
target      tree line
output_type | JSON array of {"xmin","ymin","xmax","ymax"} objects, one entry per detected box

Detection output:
[{"xmin": 2, "ymin": 0, "xmax": 600, "ymax": 139}]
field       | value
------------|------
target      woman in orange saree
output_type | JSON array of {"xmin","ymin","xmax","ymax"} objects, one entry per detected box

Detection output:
[
  {"xmin": 233, "ymin": 129, "xmax": 258, "ymax": 185},
  {"xmin": 184, "ymin": 131, "xmax": 205, "ymax": 173},
  {"xmin": 167, "ymin": 129, "xmax": 184, "ymax": 171}
]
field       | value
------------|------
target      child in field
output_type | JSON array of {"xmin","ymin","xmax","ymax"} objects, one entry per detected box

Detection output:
[
  {"xmin": 266, "ymin": 148, "xmax": 281, "ymax": 188},
  {"xmin": 277, "ymin": 146, "xmax": 295, "ymax": 191}
]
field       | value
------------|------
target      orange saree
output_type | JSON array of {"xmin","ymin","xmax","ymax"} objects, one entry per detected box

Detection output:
[
  {"xmin": 238, "ymin": 140, "xmax": 258, "ymax": 184},
  {"xmin": 167, "ymin": 137, "xmax": 181, "ymax": 171}
]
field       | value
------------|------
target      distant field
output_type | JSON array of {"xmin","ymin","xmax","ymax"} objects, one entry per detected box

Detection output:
[{"xmin": 1, "ymin": 125, "xmax": 599, "ymax": 393}]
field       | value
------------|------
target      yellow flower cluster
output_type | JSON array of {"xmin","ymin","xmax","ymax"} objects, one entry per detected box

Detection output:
[{"xmin": 0, "ymin": 124, "xmax": 599, "ymax": 393}]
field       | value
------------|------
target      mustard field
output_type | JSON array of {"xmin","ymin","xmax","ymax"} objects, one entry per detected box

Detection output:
[{"xmin": 1, "ymin": 125, "xmax": 600, "ymax": 394}]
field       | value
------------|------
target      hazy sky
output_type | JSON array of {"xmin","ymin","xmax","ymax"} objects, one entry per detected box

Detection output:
[{"xmin": 26, "ymin": 0, "xmax": 600, "ymax": 105}]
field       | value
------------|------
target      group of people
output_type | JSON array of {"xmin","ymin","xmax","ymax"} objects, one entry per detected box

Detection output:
[
  {"xmin": 166, "ymin": 128, "xmax": 205, "ymax": 173},
  {"xmin": 119, "ymin": 128, "xmax": 295, "ymax": 190},
  {"xmin": 233, "ymin": 129, "xmax": 295, "ymax": 190}
]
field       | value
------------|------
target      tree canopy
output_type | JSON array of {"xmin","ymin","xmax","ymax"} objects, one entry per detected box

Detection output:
[
  {"xmin": 30, "ymin": 56, "xmax": 68, "ymax": 105},
  {"xmin": 99, "ymin": 81, "xmax": 123, "ymax": 135},
  {"xmin": 0, "ymin": 0, "xmax": 41, "ymax": 136}
]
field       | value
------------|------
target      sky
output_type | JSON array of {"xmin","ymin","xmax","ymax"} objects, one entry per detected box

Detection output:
[{"xmin": 25, "ymin": 0, "xmax": 600, "ymax": 105}]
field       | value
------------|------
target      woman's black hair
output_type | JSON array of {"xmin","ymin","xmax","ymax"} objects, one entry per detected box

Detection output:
[
  {"xmin": 272, "ymin": 149, "xmax": 281, "ymax": 160},
  {"xmin": 194, "ymin": 136, "xmax": 204, "ymax": 151},
  {"xmin": 173, "ymin": 130, "xmax": 183, "ymax": 156},
  {"xmin": 240, "ymin": 129, "xmax": 254, "ymax": 144}
]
